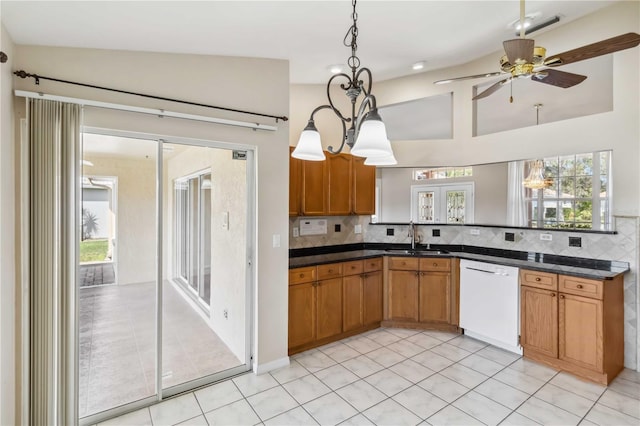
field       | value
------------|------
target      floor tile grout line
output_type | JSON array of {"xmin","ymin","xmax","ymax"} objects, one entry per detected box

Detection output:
[{"xmin": 191, "ymin": 390, "xmax": 210, "ymax": 425}]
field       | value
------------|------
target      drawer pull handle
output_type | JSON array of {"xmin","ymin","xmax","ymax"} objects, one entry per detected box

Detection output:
[
  {"xmin": 299, "ymin": 273, "xmax": 304, "ymax": 278},
  {"xmin": 535, "ymin": 277, "xmax": 541, "ymax": 282},
  {"xmin": 576, "ymin": 284, "xmax": 583, "ymax": 289},
  {"xmin": 560, "ymin": 294, "xmax": 565, "ymax": 299},
  {"xmin": 433, "ymin": 263, "xmax": 438, "ymax": 267},
  {"xmin": 551, "ymin": 292, "xmax": 556, "ymax": 297},
  {"xmin": 328, "ymin": 269, "xmax": 333, "ymax": 273}
]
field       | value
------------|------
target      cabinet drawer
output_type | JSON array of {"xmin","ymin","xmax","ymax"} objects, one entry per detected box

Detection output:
[
  {"xmin": 343, "ymin": 260, "xmax": 364, "ymax": 276},
  {"xmin": 559, "ymin": 275, "xmax": 603, "ymax": 300},
  {"xmin": 364, "ymin": 257, "xmax": 383, "ymax": 272},
  {"xmin": 419, "ymin": 257, "xmax": 451, "ymax": 272},
  {"xmin": 520, "ymin": 269, "xmax": 558, "ymax": 291},
  {"xmin": 289, "ymin": 267, "xmax": 316, "ymax": 285},
  {"xmin": 317, "ymin": 263, "xmax": 343, "ymax": 280},
  {"xmin": 389, "ymin": 257, "xmax": 419, "ymax": 271}
]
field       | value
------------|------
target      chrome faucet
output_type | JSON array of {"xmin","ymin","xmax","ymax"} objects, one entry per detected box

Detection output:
[{"xmin": 408, "ymin": 220, "xmax": 421, "ymax": 250}]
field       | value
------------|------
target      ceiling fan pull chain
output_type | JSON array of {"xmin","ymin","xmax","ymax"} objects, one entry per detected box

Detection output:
[{"xmin": 510, "ymin": 81, "xmax": 514, "ymax": 103}]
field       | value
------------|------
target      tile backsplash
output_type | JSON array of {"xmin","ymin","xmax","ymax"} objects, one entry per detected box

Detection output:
[{"xmin": 289, "ymin": 215, "xmax": 640, "ymax": 371}]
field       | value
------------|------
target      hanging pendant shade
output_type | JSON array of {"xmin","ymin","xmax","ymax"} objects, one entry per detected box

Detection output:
[
  {"xmin": 364, "ymin": 148, "xmax": 397, "ymax": 165},
  {"xmin": 292, "ymin": 121, "xmax": 325, "ymax": 161},
  {"xmin": 350, "ymin": 111, "xmax": 392, "ymax": 158}
]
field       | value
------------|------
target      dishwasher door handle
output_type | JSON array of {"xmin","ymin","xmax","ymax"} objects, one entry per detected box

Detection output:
[{"xmin": 465, "ymin": 266, "xmax": 508, "ymax": 276}]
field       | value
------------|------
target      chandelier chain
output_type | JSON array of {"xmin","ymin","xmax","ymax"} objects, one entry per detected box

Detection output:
[{"xmin": 344, "ymin": 0, "xmax": 360, "ymax": 71}]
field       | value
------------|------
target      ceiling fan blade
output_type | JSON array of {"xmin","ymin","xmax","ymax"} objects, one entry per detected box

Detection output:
[
  {"xmin": 544, "ymin": 32, "xmax": 640, "ymax": 66},
  {"xmin": 531, "ymin": 69, "xmax": 587, "ymax": 88},
  {"xmin": 503, "ymin": 38, "xmax": 535, "ymax": 64},
  {"xmin": 434, "ymin": 72, "xmax": 504, "ymax": 85},
  {"xmin": 472, "ymin": 78, "xmax": 511, "ymax": 100}
]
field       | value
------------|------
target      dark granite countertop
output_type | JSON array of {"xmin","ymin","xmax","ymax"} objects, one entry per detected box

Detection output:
[{"xmin": 289, "ymin": 243, "xmax": 629, "ymax": 280}]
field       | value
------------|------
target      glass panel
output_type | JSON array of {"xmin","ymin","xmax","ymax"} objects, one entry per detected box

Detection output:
[
  {"xmin": 576, "ymin": 177, "xmax": 593, "ymax": 198},
  {"xmin": 163, "ymin": 143, "xmax": 245, "ymax": 391},
  {"xmin": 559, "ymin": 177, "xmax": 575, "ymax": 197},
  {"xmin": 575, "ymin": 153, "xmax": 593, "ymax": 176},
  {"xmin": 446, "ymin": 190, "xmax": 465, "ymax": 224},
  {"xmin": 79, "ymin": 134, "xmax": 157, "ymax": 418},
  {"xmin": 418, "ymin": 191, "xmax": 435, "ymax": 222},
  {"xmin": 560, "ymin": 156, "xmax": 575, "ymax": 177}
]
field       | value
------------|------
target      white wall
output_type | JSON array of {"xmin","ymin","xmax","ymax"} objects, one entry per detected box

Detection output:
[
  {"xmin": 12, "ymin": 46, "xmax": 291, "ymax": 375},
  {"xmin": 0, "ymin": 22, "xmax": 16, "ymax": 426}
]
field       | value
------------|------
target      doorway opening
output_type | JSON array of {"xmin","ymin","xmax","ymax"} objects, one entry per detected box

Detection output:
[{"xmin": 79, "ymin": 131, "xmax": 253, "ymax": 423}]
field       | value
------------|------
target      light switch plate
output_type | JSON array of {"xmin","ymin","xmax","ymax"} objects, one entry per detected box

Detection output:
[
  {"xmin": 470, "ymin": 228, "xmax": 480, "ymax": 235},
  {"xmin": 272, "ymin": 234, "xmax": 281, "ymax": 248},
  {"xmin": 354, "ymin": 224, "xmax": 362, "ymax": 234},
  {"xmin": 540, "ymin": 233, "xmax": 552, "ymax": 241},
  {"xmin": 222, "ymin": 212, "xmax": 229, "ymax": 229}
]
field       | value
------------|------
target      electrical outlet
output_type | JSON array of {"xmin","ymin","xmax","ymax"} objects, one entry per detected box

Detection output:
[
  {"xmin": 505, "ymin": 232, "xmax": 515, "ymax": 242},
  {"xmin": 569, "ymin": 236, "xmax": 582, "ymax": 247},
  {"xmin": 432, "ymin": 229, "xmax": 440, "ymax": 237},
  {"xmin": 387, "ymin": 228, "xmax": 394, "ymax": 236},
  {"xmin": 354, "ymin": 224, "xmax": 362, "ymax": 234},
  {"xmin": 470, "ymin": 228, "xmax": 480, "ymax": 235},
  {"xmin": 540, "ymin": 233, "xmax": 553, "ymax": 241},
  {"xmin": 293, "ymin": 227, "xmax": 299, "ymax": 237},
  {"xmin": 334, "ymin": 224, "xmax": 341, "ymax": 232}
]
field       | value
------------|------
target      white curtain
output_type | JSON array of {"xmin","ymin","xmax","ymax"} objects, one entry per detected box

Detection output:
[
  {"xmin": 28, "ymin": 98, "xmax": 81, "ymax": 426},
  {"xmin": 506, "ymin": 160, "xmax": 528, "ymax": 227}
]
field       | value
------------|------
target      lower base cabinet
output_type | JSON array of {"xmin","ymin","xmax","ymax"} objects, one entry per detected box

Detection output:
[
  {"xmin": 288, "ymin": 258, "xmax": 383, "ymax": 354},
  {"xmin": 385, "ymin": 256, "xmax": 457, "ymax": 331},
  {"xmin": 520, "ymin": 269, "xmax": 624, "ymax": 385}
]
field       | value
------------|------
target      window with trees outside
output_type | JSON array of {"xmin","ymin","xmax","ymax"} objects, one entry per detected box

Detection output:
[
  {"xmin": 525, "ymin": 151, "xmax": 611, "ymax": 230},
  {"xmin": 414, "ymin": 166, "xmax": 473, "ymax": 180}
]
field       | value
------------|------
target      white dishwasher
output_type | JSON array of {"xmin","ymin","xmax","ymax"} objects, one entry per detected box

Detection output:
[{"xmin": 459, "ymin": 259, "xmax": 522, "ymax": 354}]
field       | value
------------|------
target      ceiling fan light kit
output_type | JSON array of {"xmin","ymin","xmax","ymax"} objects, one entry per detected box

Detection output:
[
  {"xmin": 292, "ymin": 0, "xmax": 393, "ymax": 163},
  {"xmin": 434, "ymin": 0, "xmax": 640, "ymax": 103}
]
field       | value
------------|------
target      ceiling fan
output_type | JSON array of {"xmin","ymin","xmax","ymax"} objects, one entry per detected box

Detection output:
[{"xmin": 434, "ymin": 0, "xmax": 640, "ymax": 102}]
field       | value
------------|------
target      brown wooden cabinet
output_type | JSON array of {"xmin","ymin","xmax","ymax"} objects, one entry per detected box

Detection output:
[
  {"xmin": 289, "ymin": 149, "xmax": 375, "ymax": 216},
  {"xmin": 519, "ymin": 269, "xmax": 624, "ymax": 385},
  {"xmin": 386, "ymin": 257, "xmax": 455, "ymax": 329},
  {"xmin": 289, "ymin": 257, "xmax": 383, "ymax": 354},
  {"xmin": 352, "ymin": 156, "xmax": 376, "ymax": 214},
  {"xmin": 521, "ymin": 284, "xmax": 558, "ymax": 358},
  {"xmin": 289, "ymin": 146, "xmax": 301, "ymax": 216},
  {"xmin": 300, "ymin": 159, "xmax": 327, "ymax": 216},
  {"xmin": 327, "ymin": 154, "xmax": 352, "ymax": 215},
  {"xmin": 288, "ymin": 267, "xmax": 316, "ymax": 348}
]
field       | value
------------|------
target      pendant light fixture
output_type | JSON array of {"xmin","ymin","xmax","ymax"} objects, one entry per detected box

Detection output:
[
  {"xmin": 292, "ymin": 0, "xmax": 393, "ymax": 162},
  {"xmin": 524, "ymin": 104, "xmax": 553, "ymax": 189}
]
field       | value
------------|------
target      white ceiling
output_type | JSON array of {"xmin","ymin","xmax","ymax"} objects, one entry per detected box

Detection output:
[{"xmin": 0, "ymin": 0, "xmax": 617, "ymax": 84}]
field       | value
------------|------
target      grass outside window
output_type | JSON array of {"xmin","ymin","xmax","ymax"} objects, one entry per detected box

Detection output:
[{"xmin": 80, "ymin": 239, "xmax": 109, "ymax": 263}]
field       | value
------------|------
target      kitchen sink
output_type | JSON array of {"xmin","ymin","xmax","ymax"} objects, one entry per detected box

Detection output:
[{"xmin": 384, "ymin": 248, "xmax": 449, "ymax": 255}]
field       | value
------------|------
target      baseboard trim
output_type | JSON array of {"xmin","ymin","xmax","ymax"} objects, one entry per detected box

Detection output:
[{"xmin": 253, "ymin": 356, "xmax": 290, "ymax": 375}]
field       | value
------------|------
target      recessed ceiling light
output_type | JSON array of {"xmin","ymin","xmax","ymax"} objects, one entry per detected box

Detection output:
[
  {"xmin": 412, "ymin": 61, "xmax": 426, "ymax": 71},
  {"xmin": 328, "ymin": 64, "xmax": 344, "ymax": 74},
  {"xmin": 514, "ymin": 18, "xmax": 532, "ymax": 31}
]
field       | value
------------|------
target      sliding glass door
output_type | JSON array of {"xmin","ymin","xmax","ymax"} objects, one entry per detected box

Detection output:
[{"xmin": 79, "ymin": 133, "xmax": 252, "ymax": 424}]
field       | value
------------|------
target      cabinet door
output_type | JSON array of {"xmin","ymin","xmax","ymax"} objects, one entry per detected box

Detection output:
[
  {"xmin": 352, "ymin": 157, "xmax": 376, "ymax": 214},
  {"xmin": 363, "ymin": 270, "xmax": 383, "ymax": 325},
  {"xmin": 343, "ymin": 274, "xmax": 363, "ymax": 332},
  {"xmin": 289, "ymin": 146, "xmax": 301, "ymax": 216},
  {"xmin": 301, "ymin": 159, "xmax": 326, "ymax": 215},
  {"xmin": 559, "ymin": 293, "xmax": 603, "ymax": 372},
  {"xmin": 316, "ymin": 278, "xmax": 343, "ymax": 339},
  {"xmin": 326, "ymin": 154, "xmax": 352, "ymax": 215},
  {"xmin": 288, "ymin": 282, "xmax": 316, "ymax": 348},
  {"xmin": 388, "ymin": 270, "xmax": 419, "ymax": 322},
  {"xmin": 520, "ymin": 285, "xmax": 558, "ymax": 358},
  {"xmin": 419, "ymin": 271, "xmax": 451, "ymax": 323}
]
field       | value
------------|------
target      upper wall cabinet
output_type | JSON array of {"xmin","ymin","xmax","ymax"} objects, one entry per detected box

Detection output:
[{"xmin": 290, "ymin": 151, "xmax": 376, "ymax": 217}]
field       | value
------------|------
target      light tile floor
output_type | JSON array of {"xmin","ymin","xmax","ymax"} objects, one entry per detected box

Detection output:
[
  {"xmin": 100, "ymin": 327, "xmax": 640, "ymax": 425},
  {"xmin": 81, "ymin": 281, "xmax": 242, "ymax": 418}
]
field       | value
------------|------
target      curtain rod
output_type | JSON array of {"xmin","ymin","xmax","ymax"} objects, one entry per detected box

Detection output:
[
  {"xmin": 13, "ymin": 69, "xmax": 288, "ymax": 123},
  {"xmin": 15, "ymin": 90, "xmax": 278, "ymax": 132}
]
